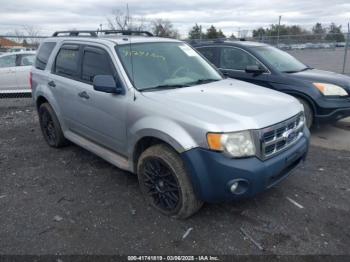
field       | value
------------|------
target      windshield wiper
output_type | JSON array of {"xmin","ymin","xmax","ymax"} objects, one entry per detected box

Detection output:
[
  {"xmin": 141, "ymin": 84, "xmax": 189, "ymax": 92},
  {"xmin": 187, "ymin": 78, "xmax": 221, "ymax": 86}
]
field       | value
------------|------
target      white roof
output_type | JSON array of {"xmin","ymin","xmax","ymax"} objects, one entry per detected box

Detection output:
[{"xmin": 0, "ymin": 51, "xmax": 36, "ymax": 57}]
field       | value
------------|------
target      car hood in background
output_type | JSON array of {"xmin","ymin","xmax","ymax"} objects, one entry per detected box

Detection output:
[
  {"xmin": 289, "ymin": 69, "xmax": 350, "ymax": 92},
  {"xmin": 142, "ymin": 79, "xmax": 303, "ymax": 132}
]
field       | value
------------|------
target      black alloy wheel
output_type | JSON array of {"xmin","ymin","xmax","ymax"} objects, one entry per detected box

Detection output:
[{"xmin": 141, "ymin": 157, "xmax": 181, "ymax": 212}]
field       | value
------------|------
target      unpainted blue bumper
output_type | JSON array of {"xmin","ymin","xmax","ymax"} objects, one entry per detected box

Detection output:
[{"xmin": 181, "ymin": 128, "xmax": 310, "ymax": 203}]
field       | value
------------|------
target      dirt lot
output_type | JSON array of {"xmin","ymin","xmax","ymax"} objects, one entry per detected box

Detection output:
[{"xmin": 0, "ymin": 98, "xmax": 349, "ymax": 255}]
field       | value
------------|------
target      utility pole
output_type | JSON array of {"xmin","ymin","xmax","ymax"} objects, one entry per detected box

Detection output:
[
  {"xmin": 277, "ymin": 15, "xmax": 282, "ymax": 47},
  {"xmin": 342, "ymin": 22, "xmax": 349, "ymax": 74},
  {"xmin": 126, "ymin": 3, "xmax": 130, "ymax": 29}
]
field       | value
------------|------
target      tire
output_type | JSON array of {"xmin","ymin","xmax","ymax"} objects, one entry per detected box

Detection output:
[
  {"xmin": 297, "ymin": 98, "xmax": 313, "ymax": 129},
  {"xmin": 38, "ymin": 103, "xmax": 68, "ymax": 147},
  {"xmin": 137, "ymin": 144, "xmax": 203, "ymax": 219}
]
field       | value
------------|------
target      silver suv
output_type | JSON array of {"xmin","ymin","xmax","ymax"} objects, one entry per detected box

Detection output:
[{"xmin": 31, "ymin": 30, "xmax": 310, "ymax": 218}]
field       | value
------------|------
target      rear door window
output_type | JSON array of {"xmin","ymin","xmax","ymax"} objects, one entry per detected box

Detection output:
[
  {"xmin": 219, "ymin": 47, "xmax": 261, "ymax": 70},
  {"xmin": 54, "ymin": 45, "xmax": 81, "ymax": 78},
  {"xmin": 81, "ymin": 47, "xmax": 114, "ymax": 83},
  {"xmin": 35, "ymin": 42, "xmax": 56, "ymax": 70}
]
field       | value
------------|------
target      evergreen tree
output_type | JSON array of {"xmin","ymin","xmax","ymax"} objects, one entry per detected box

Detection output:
[{"xmin": 188, "ymin": 24, "xmax": 204, "ymax": 39}]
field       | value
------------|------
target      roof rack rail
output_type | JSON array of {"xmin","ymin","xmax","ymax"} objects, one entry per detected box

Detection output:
[
  {"xmin": 99, "ymin": 30, "xmax": 153, "ymax": 37},
  {"xmin": 213, "ymin": 38, "xmax": 225, "ymax": 43},
  {"xmin": 52, "ymin": 30, "xmax": 153, "ymax": 37},
  {"xmin": 52, "ymin": 31, "xmax": 98, "ymax": 37}
]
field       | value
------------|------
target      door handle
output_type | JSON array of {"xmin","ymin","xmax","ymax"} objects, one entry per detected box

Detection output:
[
  {"xmin": 78, "ymin": 91, "xmax": 90, "ymax": 99},
  {"xmin": 48, "ymin": 81, "xmax": 56, "ymax": 87}
]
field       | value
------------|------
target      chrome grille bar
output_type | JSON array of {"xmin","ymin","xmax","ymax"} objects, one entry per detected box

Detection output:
[{"xmin": 258, "ymin": 113, "xmax": 305, "ymax": 160}]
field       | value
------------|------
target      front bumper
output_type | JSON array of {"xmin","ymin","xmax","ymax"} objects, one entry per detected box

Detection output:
[
  {"xmin": 315, "ymin": 107, "xmax": 350, "ymax": 123},
  {"xmin": 314, "ymin": 97, "xmax": 350, "ymax": 123},
  {"xmin": 181, "ymin": 128, "xmax": 310, "ymax": 203}
]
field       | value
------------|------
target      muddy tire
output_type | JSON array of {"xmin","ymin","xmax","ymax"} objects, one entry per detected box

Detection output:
[
  {"xmin": 38, "ymin": 103, "xmax": 67, "ymax": 148},
  {"xmin": 137, "ymin": 144, "xmax": 203, "ymax": 219}
]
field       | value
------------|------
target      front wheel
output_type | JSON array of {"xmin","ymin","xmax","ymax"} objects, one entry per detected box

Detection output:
[{"xmin": 137, "ymin": 144, "xmax": 203, "ymax": 219}]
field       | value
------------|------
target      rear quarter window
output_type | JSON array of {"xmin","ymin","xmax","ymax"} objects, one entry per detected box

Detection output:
[{"xmin": 35, "ymin": 42, "xmax": 56, "ymax": 70}]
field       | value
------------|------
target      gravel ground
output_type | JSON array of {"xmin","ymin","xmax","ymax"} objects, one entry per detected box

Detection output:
[{"xmin": 0, "ymin": 98, "xmax": 349, "ymax": 255}]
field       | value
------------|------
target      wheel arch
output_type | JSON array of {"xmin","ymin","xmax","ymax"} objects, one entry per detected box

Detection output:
[
  {"xmin": 132, "ymin": 136, "xmax": 177, "ymax": 173},
  {"xmin": 36, "ymin": 95, "xmax": 49, "ymax": 110},
  {"xmin": 284, "ymin": 91, "xmax": 317, "ymax": 115},
  {"xmin": 34, "ymin": 91, "xmax": 66, "ymax": 131}
]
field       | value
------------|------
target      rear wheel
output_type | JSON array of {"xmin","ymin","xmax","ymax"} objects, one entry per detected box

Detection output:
[
  {"xmin": 137, "ymin": 144, "xmax": 203, "ymax": 219},
  {"xmin": 297, "ymin": 98, "xmax": 313, "ymax": 129},
  {"xmin": 38, "ymin": 103, "xmax": 67, "ymax": 147}
]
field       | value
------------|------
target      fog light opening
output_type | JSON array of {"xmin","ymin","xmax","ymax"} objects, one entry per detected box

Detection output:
[
  {"xmin": 228, "ymin": 179, "xmax": 249, "ymax": 195},
  {"xmin": 230, "ymin": 182, "xmax": 239, "ymax": 193}
]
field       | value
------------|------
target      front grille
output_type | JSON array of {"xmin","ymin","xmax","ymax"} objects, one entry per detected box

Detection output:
[{"xmin": 258, "ymin": 113, "xmax": 305, "ymax": 160}]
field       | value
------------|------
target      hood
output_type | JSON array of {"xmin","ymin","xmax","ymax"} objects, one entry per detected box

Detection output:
[
  {"xmin": 142, "ymin": 79, "xmax": 303, "ymax": 132},
  {"xmin": 289, "ymin": 69, "xmax": 350, "ymax": 93}
]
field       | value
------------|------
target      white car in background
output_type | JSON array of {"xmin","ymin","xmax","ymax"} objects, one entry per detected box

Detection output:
[{"xmin": 0, "ymin": 51, "xmax": 36, "ymax": 96}]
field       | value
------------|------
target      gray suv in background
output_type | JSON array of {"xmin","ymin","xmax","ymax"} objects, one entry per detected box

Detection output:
[{"xmin": 31, "ymin": 30, "xmax": 310, "ymax": 218}]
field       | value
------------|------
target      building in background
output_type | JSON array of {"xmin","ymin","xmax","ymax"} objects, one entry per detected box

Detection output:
[{"xmin": 0, "ymin": 37, "xmax": 25, "ymax": 52}]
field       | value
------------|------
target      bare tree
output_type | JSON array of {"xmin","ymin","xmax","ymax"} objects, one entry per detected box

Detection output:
[
  {"xmin": 7, "ymin": 25, "xmax": 41, "ymax": 46},
  {"xmin": 22, "ymin": 25, "xmax": 41, "ymax": 45},
  {"xmin": 151, "ymin": 19, "xmax": 179, "ymax": 39},
  {"xmin": 107, "ymin": 9, "xmax": 146, "ymax": 31},
  {"xmin": 7, "ymin": 29, "xmax": 24, "ymax": 45}
]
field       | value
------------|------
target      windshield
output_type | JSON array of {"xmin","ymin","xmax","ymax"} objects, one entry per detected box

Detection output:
[
  {"xmin": 253, "ymin": 46, "xmax": 308, "ymax": 73},
  {"xmin": 116, "ymin": 42, "xmax": 222, "ymax": 91}
]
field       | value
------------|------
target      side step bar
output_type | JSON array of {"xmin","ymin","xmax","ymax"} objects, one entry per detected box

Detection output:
[{"xmin": 65, "ymin": 130, "xmax": 131, "ymax": 172}]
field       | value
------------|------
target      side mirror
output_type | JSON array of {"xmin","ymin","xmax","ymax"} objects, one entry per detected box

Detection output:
[
  {"xmin": 245, "ymin": 65, "xmax": 266, "ymax": 74},
  {"xmin": 93, "ymin": 75, "xmax": 123, "ymax": 94}
]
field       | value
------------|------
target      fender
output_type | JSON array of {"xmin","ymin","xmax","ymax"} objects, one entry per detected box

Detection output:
[
  {"xmin": 33, "ymin": 87, "xmax": 67, "ymax": 131},
  {"xmin": 283, "ymin": 90, "xmax": 317, "ymax": 115},
  {"xmin": 270, "ymin": 82, "xmax": 318, "ymax": 115},
  {"xmin": 127, "ymin": 116, "xmax": 200, "ymax": 170}
]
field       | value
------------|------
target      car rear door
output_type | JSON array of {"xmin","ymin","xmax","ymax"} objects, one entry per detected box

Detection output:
[
  {"xmin": 0, "ymin": 54, "xmax": 18, "ymax": 91},
  {"xmin": 218, "ymin": 46, "xmax": 270, "ymax": 88},
  {"xmin": 15, "ymin": 53, "xmax": 35, "ymax": 90}
]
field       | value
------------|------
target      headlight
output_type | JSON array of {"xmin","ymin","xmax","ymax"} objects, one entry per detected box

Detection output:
[
  {"xmin": 313, "ymin": 83, "xmax": 348, "ymax": 96},
  {"xmin": 207, "ymin": 131, "xmax": 256, "ymax": 158}
]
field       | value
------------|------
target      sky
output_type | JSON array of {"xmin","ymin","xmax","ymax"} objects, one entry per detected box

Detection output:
[{"xmin": 0, "ymin": 0, "xmax": 349, "ymax": 37}]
